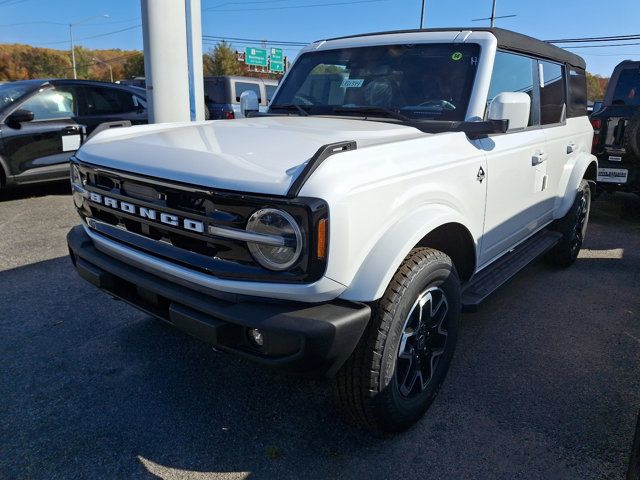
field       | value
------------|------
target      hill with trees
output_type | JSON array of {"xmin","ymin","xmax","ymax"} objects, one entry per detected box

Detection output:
[
  {"xmin": 0, "ymin": 41, "xmax": 283, "ymax": 83},
  {"xmin": 0, "ymin": 44, "xmax": 143, "ymax": 81}
]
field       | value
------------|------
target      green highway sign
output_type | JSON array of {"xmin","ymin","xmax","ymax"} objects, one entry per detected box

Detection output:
[
  {"xmin": 269, "ymin": 48, "xmax": 284, "ymax": 72},
  {"xmin": 245, "ymin": 47, "xmax": 267, "ymax": 67},
  {"xmin": 270, "ymin": 60, "xmax": 284, "ymax": 73},
  {"xmin": 270, "ymin": 47, "xmax": 283, "ymax": 62}
]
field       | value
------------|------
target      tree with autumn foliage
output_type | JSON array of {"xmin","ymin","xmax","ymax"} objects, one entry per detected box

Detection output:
[
  {"xmin": 203, "ymin": 41, "xmax": 243, "ymax": 76},
  {"xmin": 586, "ymin": 72, "xmax": 609, "ymax": 102}
]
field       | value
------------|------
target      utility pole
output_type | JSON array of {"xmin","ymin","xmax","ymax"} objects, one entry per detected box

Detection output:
[
  {"xmin": 471, "ymin": 0, "xmax": 515, "ymax": 27},
  {"xmin": 419, "ymin": 0, "xmax": 426, "ymax": 29},
  {"xmin": 68, "ymin": 14, "xmax": 109, "ymax": 79},
  {"xmin": 69, "ymin": 24, "xmax": 76, "ymax": 79},
  {"xmin": 490, "ymin": 0, "xmax": 496, "ymax": 27}
]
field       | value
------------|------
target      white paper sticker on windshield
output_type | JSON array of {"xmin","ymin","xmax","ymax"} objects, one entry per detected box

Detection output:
[{"xmin": 341, "ymin": 78, "xmax": 364, "ymax": 88}]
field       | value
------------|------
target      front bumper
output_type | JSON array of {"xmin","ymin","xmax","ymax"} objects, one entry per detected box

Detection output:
[{"xmin": 67, "ymin": 225, "xmax": 370, "ymax": 377}]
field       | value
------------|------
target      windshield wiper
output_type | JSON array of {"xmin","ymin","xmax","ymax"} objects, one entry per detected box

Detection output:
[
  {"xmin": 269, "ymin": 103, "xmax": 310, "ymax": 116},
  {"xmin": 334, "ymin": 107, "xmax": 510, "ymax": 136},
  {"xmin": 332, "ymin": 106, "xmax": 412, "ymax": 122}
]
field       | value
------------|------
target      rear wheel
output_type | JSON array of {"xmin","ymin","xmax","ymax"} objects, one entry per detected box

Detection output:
[
  {"xmin": 546, "ymin": 179, "xmax": 591, "ymax": 267},
  {"xmin": 335, "ymin": 248, "xmax": 460, "ymax": 433}
]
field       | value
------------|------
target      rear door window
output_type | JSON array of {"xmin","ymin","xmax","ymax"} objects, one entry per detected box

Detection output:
[
  {"xmin": 612, "ymin": 68, "xmax": 640, "ymax": 106},
  {"xmin": 538, "ymin": 60, "xmax": 566, "ymax": 125},
  {"xmin": 82, "ymin": 87, "xmax": 136, "ymax": 115},
  {"xmin": 234, "ymin": 81, "xmax": 261, "ymax": 103}
]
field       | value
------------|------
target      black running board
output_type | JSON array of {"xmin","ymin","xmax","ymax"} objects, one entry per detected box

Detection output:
[{"xmin": 461, "ymin": 229, "xmax": 562, "ymax": 312}]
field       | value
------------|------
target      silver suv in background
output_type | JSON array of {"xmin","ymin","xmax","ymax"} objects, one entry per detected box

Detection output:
[{"xmin": 204, "ymin": 75, "xmax": 278, "ymax": 119}]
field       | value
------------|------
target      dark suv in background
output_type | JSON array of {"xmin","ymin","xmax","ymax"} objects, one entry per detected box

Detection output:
[
  {"xmin": 204, "ymin": 76, "xmax": 278, "ymax": 119},
  {"xmin": 591, "ymin": 60, "xmax": 640, "ymax": 194},
  {"xmin": 0, "ymin": 79, "xmax": 147, "ymax": 191}
]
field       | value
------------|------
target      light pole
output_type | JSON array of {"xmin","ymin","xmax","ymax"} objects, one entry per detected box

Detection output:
[
  {"xmin": 69, "ymin": 14, "xmax": 109, "ymax": 79},
  {"xmin": 92, "ymin": 58, "xmax": 113, "ymax": 82}
]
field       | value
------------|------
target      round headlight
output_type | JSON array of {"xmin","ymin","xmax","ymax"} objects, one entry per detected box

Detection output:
[{"xmin": 246, "ymin": 208, "xmax": 303, "ymax": 271}]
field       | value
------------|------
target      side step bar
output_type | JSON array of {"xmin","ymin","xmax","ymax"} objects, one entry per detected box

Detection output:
[{"xmin": 461, "ymin": 229, "xmax": 562, "ymax": 312}]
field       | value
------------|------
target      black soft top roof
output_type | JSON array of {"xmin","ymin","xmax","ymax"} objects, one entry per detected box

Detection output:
[{"xmin": 321, "ymin": 27, "xmax": 586, "ymax": 70}]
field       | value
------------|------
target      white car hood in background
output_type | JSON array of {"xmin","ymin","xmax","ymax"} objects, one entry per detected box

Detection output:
[{"xmin": 76, "ymin": 116, "xmax": 424, "ymax": 195}]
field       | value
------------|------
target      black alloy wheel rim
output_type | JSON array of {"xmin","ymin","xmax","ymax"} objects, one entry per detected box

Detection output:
[
  {"xmin": 395, "ymin": 287, "xmax": 449, "ymax": 398},
  {"xmin": 571, "ymin": 192, "xmax": 589, "ymax": 255}
]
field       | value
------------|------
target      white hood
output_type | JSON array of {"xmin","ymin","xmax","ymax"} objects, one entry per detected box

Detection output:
[{"xmin": 76, "ymin": 116, "xmax": 424, "ymax": 195}]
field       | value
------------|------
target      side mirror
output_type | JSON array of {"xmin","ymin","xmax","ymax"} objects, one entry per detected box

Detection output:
[
  {"xmin": 488, "ymin": 92, "xmax": 531, "ymax": 131},
  {"xmin": 240, "ymin": 90, "xmax": 259, "ymax": 118},
  {"xmin": 6, "ymin": 109, "xmax": 34, "ymax": 128}
]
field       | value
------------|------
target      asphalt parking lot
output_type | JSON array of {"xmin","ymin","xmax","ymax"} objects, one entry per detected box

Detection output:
[{"xmin": 1, "ymin": 183, "xmax": 639, "ymax": 480}]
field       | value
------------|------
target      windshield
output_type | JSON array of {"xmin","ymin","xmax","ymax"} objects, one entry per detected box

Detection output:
[
  {"xmin": 611, "ymin": 67, "xmax": 640, "ymax": 106},
  {"xmin": 271, "ymin": 43, "xmax": 480, "ymax": 121},
  {"xmin": 0, "ymin": 83, "xmax": 35, "ymax": 110}
]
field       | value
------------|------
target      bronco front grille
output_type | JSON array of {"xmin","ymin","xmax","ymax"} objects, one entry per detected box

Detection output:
[{"xmin": 72, "ymin": 160, "xmax": 328, "ymax": 283}]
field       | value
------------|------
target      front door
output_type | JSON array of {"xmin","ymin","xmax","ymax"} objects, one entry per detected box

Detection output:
[
  {"xmin": 478, "ymin": 51, "xmax": 551, "ymax": 266},
  {"xmin": 1, "ymin": 86, "xmax": 83, "ymax": 181}
]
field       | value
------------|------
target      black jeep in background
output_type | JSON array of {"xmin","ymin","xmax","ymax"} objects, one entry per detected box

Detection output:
[{"xmin": 591, "ymin": 60, "xmax": 640, "ymax": 194}]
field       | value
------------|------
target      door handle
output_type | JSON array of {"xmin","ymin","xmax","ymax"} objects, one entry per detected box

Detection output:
[
  {"xmin": 63, "ymin": 126, "xmax": 79, "ymax": 133},
  {"xmin": 532, "ymin": 152, "xmax": 547, "ymax": 166},
  {"xmin": 566, "ymin": 142, "xmax": 576, "ymax": 154}
]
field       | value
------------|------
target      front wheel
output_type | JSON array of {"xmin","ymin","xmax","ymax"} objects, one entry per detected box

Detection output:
[
  {"xmin": 546, "ymin": 179, "xmax": 591, "ymax": 268},
  {"xmin": 335, "ymin": 248, "xmax": 460, "ymax": 433}
]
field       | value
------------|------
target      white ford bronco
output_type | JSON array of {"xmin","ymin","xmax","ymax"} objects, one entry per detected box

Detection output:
[{"xmin": 67, "ymin": 28, "xmax": 596, "ymax": 432}]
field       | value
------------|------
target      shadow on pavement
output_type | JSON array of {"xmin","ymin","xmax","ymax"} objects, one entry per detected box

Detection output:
[{"xmin": 0, "ymin": 180, "xmax": 71, "ymax": 202}]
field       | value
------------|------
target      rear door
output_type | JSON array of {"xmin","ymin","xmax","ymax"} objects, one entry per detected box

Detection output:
[
  {"xmin": 1, "ymin": 85, "xmax": 83, "ymax": 179},
  {"xmin": 535, "ymin": 60, "xmax": 570, "ymax": 222},
  {"xmin": 78, "ymin": 85, "xmax": 147, "ymax": 134}
]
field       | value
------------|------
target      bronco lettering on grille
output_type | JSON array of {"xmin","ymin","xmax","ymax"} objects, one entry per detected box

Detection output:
[{"xmin": 88, "ymin": 191, "xmax": 205, "ymax": 233}]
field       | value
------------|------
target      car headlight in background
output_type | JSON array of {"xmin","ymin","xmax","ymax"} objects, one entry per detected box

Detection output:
[{"xmin": 245, "ymin": 208, "xmax": 303, "ymax": 271}]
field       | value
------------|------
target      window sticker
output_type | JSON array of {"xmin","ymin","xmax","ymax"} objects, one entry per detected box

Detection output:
[
  {"xmin": 451, "ymin": 52, "xmax": 463, "ymax": 61},
  {"xmin": 340, "ymin": 78, "xmax": 364, "ymax": 88}
]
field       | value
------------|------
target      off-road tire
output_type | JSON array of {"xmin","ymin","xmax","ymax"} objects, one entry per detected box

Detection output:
[
  {"xmin": 335, "ymin": 248, "xmax": 460, "ymax": 433},
  {"xmin": 546, "ymin": 179, "xmax": 591, "ymax": 268}
]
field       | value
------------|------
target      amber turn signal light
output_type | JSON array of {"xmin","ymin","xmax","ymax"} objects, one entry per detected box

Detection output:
[{"xmin": 317, "ymin": 218, "xmax": 327, "ymax": 259}]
